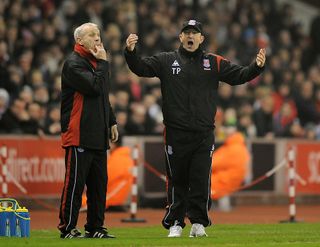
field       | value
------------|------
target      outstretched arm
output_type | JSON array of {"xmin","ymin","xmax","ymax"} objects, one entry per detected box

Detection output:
[{"xmin": 219, "ymin": 49, "xmax": 266, "ymax": 85}]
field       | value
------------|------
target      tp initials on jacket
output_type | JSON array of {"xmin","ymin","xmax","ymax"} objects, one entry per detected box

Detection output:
[{"xmin": 172, "ymin": 60, "xmax": 181, "ymax": 75}]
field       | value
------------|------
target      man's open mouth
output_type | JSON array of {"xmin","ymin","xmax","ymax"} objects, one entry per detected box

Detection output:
[{"xmin": 187, "ymin": 40, "xmax": 194, "ymax": 46}]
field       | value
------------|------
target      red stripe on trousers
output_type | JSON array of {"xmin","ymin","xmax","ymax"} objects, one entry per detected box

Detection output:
[{"xmin": 60, "ymin": 148, "xmax": 72, "ymax": 229}]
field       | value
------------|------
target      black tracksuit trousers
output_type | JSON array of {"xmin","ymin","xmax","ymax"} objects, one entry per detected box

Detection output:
[
  {"xmin": 162, "ymin": 127, "xmax": 214, "ymax": 229},
  {"xmin": 58, "ymin": 146, "xmax": 107, "ymax": 233}
]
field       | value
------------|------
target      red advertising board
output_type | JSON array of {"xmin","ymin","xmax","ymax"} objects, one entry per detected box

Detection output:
[
  {"xmin": 0, "ymin": 136, "xmax": 64, "ymax": 197},
  {"xmin": 292, "ymin": 143, "xmax": 320, "ymax": 194},
  {"xmin": 1, "ymin": 136, "xmax": 320, "ymax": 197}
]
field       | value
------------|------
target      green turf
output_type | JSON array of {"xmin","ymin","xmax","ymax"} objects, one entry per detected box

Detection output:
[{"xmin": 1, "ymin": 223, "xmax": 320, "ymax": 246}]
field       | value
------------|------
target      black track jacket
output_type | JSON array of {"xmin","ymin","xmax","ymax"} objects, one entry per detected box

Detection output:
[
  {"xmin": 60, "ymin": 52, "xmax": 116, "ymax": 150},
  {"xmin": 125, "ymin": 46, "xmax": 264, "ymax": 132}
]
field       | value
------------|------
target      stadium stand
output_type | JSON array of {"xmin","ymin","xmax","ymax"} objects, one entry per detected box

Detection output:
[{"xmin": 0, "ymin": 0, "xmax": 319, "ymax": 140}]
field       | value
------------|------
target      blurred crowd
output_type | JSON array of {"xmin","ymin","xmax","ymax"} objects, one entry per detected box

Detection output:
[{"xmin": 0, "ymin": 0, "xmax": 320, "ymax": 140}]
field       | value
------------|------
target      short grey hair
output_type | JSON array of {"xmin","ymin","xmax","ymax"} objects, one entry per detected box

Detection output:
[{"xmin": 74, "ymin": 23, "xmax": 98, "ymax": 41}]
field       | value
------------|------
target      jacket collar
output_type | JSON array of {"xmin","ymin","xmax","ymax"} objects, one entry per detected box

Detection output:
[{"xmin": 178, "ymin": 44, "xmax": 203, "ymax": 59}]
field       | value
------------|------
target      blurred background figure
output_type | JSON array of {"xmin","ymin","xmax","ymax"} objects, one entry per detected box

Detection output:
[
  {"xmin": 253, "ymin": 94, "xmax": 275, "ymax": 139},
  {"xmin": 211, "ymin": 125, "xmax": 250, "ymax": 211},
  {"xmin": 105, "ymin": 139, "xmax": 134, "ymax": 209},
  {"xmin": 44, "ymin": 104, "xmax": 61, "ymax": 135}
]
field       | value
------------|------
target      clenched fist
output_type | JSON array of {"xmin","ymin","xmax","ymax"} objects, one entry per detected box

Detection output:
[{"xmin": 126, "ymin": 34, "xmax": 139, "ymax": 52}]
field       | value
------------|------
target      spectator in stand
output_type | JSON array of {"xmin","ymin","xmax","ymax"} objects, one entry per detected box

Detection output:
[
  {"xmin": 125, "ymin": 102, "xmax": 156, "ymax": 135},
  {"xmin": 0, "ymin": 40, "xmax": 10, "ymax": 89},
  {"xmin": 30, "ymin": 69, "xmax": 46, "ymax": 89},
  {"xmin": 19, "ymin": 86, "xmax": 34, "ymax": 105},
  {"xmin": 0, "ymin": 88, "xmax": 10, "ymax": 132},
  {"xmin": 233, "ymin": 84, "xmax": 251, "ymax": 107},
  {"xmin": 294, "ymin": 81, "xmax": 320, "ymax": 126},
  {"xmin": 6, "ymin": 65, "xmax": 24, "ymax": 100},
  {"xmin": 22, "ymin": 102, "xmax": 44, "ymax": 135},
  {"xmin": 253, "ymin": 95, "xmax": 274, "ymax": 138},
  {"xmin": 308, "ymin": 65, "xmax": 320, "ymax": 86},
  {"xmin": 305, "ymin": 123, "xmax": 317, "ymax": 140},
  {"xmin": 315, "ymin": 87, "xmax": 320, "ymax": 113},
  {"xmin": 273, "ymin": 102, "xmax": 296, "ymax": 137},
  {"xmin": 310, "ymin": 12, "xmax": 320, "ymax": 65},
  {"xmin": 143, "ymin": 94, "xmax": 162, "ymax": 126},
  {"xmin": 272, "ymin": 83, "xmax": 297, "ymax": 122},
  {"xmin": 237, "ymin": 113, "xmax": 256, "ymax": 138},
  {"xmin": 34, "ymin": 86, "xmax": 50, "ymax": 106},
  {"xmin": 18, "ymin": 50, "xmax": 34, "ymax": 85},
  {"xmin": 114, "ymin": 90, "xmax": 130, "ymax": 112},
  {"xmin": 224, "ymin": 108, "xmax": 238, "ymax": 127},
  {"xmin": 115, "ymin": 110, "xmax": 128, "ymax": 136},
  {"xmin": 217, "ymin": 83, "xmax": 235, "ymax": 110},
  {"xmin": 44, "ymin": 105, "xmax": 61, "ymax": 135},
  {"xmin": 260, "ymin": 70, "xmax": 274, "ymax": 89},
  {"xmin": 49, "ymin": 74, "xmax": 62, "ymax": 104},
  {"xmin": 289, "ymin": 119, "xmax": 305, "ymax": 138},
  {"xmin": 0, "ymin": 98, "xmax": 28, "ymax": 134}
]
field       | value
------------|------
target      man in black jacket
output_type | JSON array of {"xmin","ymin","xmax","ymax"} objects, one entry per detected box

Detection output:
[
  {"xmin": 124, "ymin": 20, "xmax": 266, "ymax": 237},
  {"xmin": 58, "ymin": 22, "xmax": 118, "ymax": 239}
]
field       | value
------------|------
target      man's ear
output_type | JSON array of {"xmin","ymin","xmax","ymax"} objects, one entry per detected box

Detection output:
[
  {"xmin": 179, "ymin": 33, "xmax": 183, "ymax": 43},
  {"xmin": 199, "ymin": 35, "xmax": 205, "ymax": 44},
  {"xmin": 77, "ymin": 37, "xmax": 83, "ymax": 45}
]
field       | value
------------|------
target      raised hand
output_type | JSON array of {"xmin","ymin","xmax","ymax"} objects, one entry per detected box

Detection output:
[
  {"xmin": 126, "ymin": 34, "xmax": 139, "ymax": 51},
  {"xmin": 256, "ymin": 48, "xmax": 266, "ymax": 67}
]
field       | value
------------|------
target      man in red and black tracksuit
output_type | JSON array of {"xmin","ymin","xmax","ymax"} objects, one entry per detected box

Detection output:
[
  {"xmin": 58, "ymin": 23, "xmax": 118, "ymax": 239},
  {"xmin": 124, "ymin": 20, "xmax": 266, "ymax": 237}
]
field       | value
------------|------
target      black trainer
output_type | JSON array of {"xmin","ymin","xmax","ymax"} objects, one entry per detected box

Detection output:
[
  {"xmin": 60, "ymin": 228, "xmax": 83, "ymax": 239},
  {"xmin": 85, "ymin": 227, "xmax": 115, "ymax": 238}
]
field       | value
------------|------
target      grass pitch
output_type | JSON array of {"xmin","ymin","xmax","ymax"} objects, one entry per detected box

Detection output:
[{"xmin": 1, "ymin": 223, "xmax": 320, "ymax": 246}]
